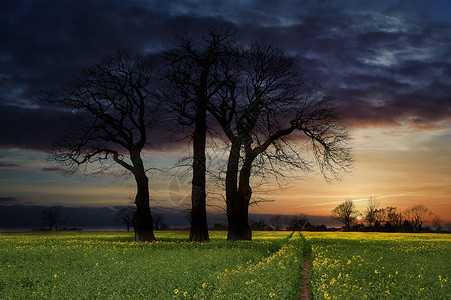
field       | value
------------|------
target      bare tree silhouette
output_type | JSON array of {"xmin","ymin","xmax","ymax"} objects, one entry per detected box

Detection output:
[
  {"xmin": 47, "ymin": 51, "xmax": 161, "ymax": 242},
  {"xmin": 288, "ymin": 214, "xmax": 309, "ymax": 231},
  {"xmin": 432, "ymin": 215, "xmax": 442, "ymax": 232},
  {"xmin": 41, "ymin": 207, "xmax": 66, "ymax": 231},
  {"xmin": 404, "ymin": 205, "xmax": 433, "ymax": 232},
  {"xmin": 165, "ymin": 27, "xmax": 235, "ymax": 242},
  {"xmin": 152, "ymin": 212, "xmax": 164, "ymax": 230},
  {"xmin": 208, "ymin": 42, "xmax": 353, "ymax": 240},
  {"xmin": 332, "ymin": 199, "xmax": 358, "ymax": 228},
  {"xmin": 386, "ymin": 206, "xmax": 403, "ymax": 228},
  {"xmin": 115, "ymin": 206, "xmax": 136, "ymax": 231},
  {"xmin": 364, "ymin": 196, "xmax": 378, "ymax": 226}
]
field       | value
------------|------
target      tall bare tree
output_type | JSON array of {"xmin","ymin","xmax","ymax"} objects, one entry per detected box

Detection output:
[
  {"xmin": 208, "ymin": 42, "xmax": 353, "ymax": 240},
  {"xmin": 332, "ymin": 199, "xmax": 358, "ymax": 228},
  {"xmin": 47, "ymin": 51, "xmax": 160, "ymax": 242},
  {"xmin": 165, "ymin": 27, "xmax": 235, "ymax": 242}
]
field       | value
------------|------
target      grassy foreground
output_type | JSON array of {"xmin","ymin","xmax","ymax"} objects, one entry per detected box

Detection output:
[
  {"xmin": 0, "ymin": 231, "xmax": 450, "ymax": 299},
  {"xmin": 0, "ymin": 231, "xmax": 305, "ymax": 299},
  {"xmin": 305, "ymin": 232, "xmax": 450, "ymax": 299}
]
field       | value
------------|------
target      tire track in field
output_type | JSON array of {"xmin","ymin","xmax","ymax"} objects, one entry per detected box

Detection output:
[{"xmin": 298, "ymin": 233, "xmax": 312, "ymax": 300}]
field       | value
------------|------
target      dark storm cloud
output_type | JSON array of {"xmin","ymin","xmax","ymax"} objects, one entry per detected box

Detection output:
[
  {"xmin": 40, "ymin": 167, "xmax": 66, "ymax": 173},
  {"xmin": 1, "ymin": 0, "xmax": 450, "ymax": 150},
  {"xmin": 0, "ymin": 103, "xmax": 68, "ymax": 150}
]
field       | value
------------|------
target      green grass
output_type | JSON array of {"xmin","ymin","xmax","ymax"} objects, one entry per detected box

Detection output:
[
  {"xmin": 0, "ymin": 231, "xmax": 303, "ymax": 299},
  {"xmin": 305, "ymin": 232, "xmax": 451, "ymax": 299},
  {"xmin": 1, "ymin": 231, "xmax": 449, "ymax": 299}
]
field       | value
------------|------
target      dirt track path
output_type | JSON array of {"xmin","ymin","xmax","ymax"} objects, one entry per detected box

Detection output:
[{"xmin": 299, "ymin": 238, "xmax": 312, "ymax": 300}]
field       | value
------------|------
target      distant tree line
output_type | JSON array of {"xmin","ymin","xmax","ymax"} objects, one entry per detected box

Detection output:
[
  {"xmin": 250, "ymin": 214, "xmax": 333, "ymax": 232},
  {"xmin": 331, "ymin": 198, "xmax": 448, "ymax": 233},
  {"xmin": 114, "ymin": 207, "xmax": 168, "ymax": 231}
]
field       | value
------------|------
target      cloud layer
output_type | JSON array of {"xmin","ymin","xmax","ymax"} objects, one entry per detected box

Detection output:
[{"xmin": 1, "ymin": 0, "xmax": 450, "ymax": 151}]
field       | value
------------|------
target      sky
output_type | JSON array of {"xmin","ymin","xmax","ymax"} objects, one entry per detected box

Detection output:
[{"xmin": 1, "ymin": 0, "xmax": 450, "ymax": 228}]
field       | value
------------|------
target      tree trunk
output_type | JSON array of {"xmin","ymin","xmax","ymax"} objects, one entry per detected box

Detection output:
[
  {"xmin": 189, "ymin": 95, "xmax": 209, "ymax": 242},
  {"xmin": 227, "ymin": 150, "xmax": 253, "ymax": 241},
  {"xmin": 131, "ymin": 156, "xmax": 155, "ymax": 242},
  {"xmin": 227, "ymin": 190, "xmax": 252, "ymax": 240}
]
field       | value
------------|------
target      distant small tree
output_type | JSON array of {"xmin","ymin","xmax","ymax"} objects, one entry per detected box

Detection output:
[
  {"xmin": 152, "ymin": 212, "xmax": 164, "ymax": 230},
  {"xmin": 182, "ymin": 207, "xmax": 192, "ymax": 226},
  {"xmin": 41, "ymin": 207, "xmax": 66, "ymax": 231},
  {"xmin": 332, "ymin": 199, "xmax": 358, "ymax": 228},
  {"xmin": 386, "ymin": 207, "xmax": 402, "ymax": 228},
  {"xmin": 402, "ymin": 219, "xmax": 413, "ymax": 232},
  {"xmin": 250, "ymin": 219, "xmax": 270, "ymax": 231},
  {"xmin": 269, "ymin": 215, "xmax": 283, "ymax": 231},
  {"xmin": 373, "ymin": 208, "xmax": 387, "ymax": 226},
  {"xmin": 364, "ymin": 196, "xmax": 378, "ymax": 226},
  {"xmin": 288, "ymin": 214, "xmax": 309, "ymax": 231},
  {"xmin": 115, "ymin": 206, "xmax": 136, "ymax": 231},
  {"xmin": 444, "ymin": 222, "xmax": 451, "ymax": 233},
  {"xmin": 432, "ymin": 215, "xmax": 442, "ymax": 232},
  {"xmin": 404, "ymin": 205, "xmax": 433, "ymax": 232}
]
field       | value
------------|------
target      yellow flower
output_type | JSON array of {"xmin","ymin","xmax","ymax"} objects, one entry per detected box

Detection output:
[
  {"xmin": 269, "ymin": 292, "xmax": 275, "ymax": 298},
  {"xmin": 174, "ymin": 289, "xmax": 179, "ymax": 294},
  {"xmin": 183, "ymin": 291, "xmax": 188, "ymax": 297},
  {"xmin": 53, "ymin": 274, "xmax": 58, "ymax": 279},
  {"xmin": 202, "ymin": 283, "xmax": 207, "ymax": 288}
]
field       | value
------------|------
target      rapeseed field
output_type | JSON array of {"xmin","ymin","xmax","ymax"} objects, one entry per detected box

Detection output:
[
  {"xmin": 0, "ymin": 231, "xmax": 449, "ymax": 299},
  {"xmin": 305, "ymin": 232, "xmax": 450, "ymax": 299},
  {"xmin": 0, "ymin": 231, "xmax": 303, "ymax": 299}
]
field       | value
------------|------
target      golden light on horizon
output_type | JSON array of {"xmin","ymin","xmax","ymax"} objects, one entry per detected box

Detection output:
[{"xmin": 0, "ymin": 121, "xmax": 450, "ymax": 223}]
